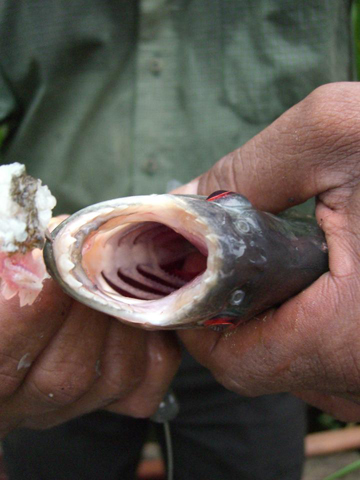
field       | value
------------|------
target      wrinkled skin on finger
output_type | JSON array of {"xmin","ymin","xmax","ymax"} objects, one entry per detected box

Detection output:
[
  {"xmin": 0, "ymin": 280, "xmax": 181, "ymax": 438},
  {"xmin": 177, "ymin": 82, "xmax": 360, "ymax": 422}
]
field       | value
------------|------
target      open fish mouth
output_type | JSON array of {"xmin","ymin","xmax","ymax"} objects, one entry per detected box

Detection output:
[
  {"xmin": 44, "ymin": 191, "xmax": 328, "ymax": 330},
  {"xmin": 44, "ymin": 194, "xmax": 220, "ymax": 329}
]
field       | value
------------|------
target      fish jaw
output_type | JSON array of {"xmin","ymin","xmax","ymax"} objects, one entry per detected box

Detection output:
[{"xmin": 44, "ymin": 195, "xmax": 225, "ymax": 328}]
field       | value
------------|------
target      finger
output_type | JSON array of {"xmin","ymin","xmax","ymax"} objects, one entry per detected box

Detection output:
[
  {"xmin": 24, "ymin": 320, "xmax": 148, "ymax": 428},
  {"xmin": 5, "ymin": 302, "xmax": 109, "ymax": 427},
  {"xmin": 314, "ymin": 178, "xmax": 360, "ymax": 283},
  {"xmin": 48, "ymin": 215, "xmax": 69, "ymax": 232},
  {"xmin": 194, "ymin": 83, "xmax": 360, "ymax": 212},
  {"xmin": 294, "ymin": 391, "xmax": 360, "ymax": 423},
  {"xmin": 179, "ymin": 266, "xmax": 360, "ymax": 398},
  {"xmin": 171, "ymin": 178, "xmax": 199, "ymax": 195},
  {"xmin": 107, "ymin": 331, "xmax": 181, "ymax": 418},
  {"xmin": 0, "ymin": 280, "xmax": 72, "ymax": 399}
]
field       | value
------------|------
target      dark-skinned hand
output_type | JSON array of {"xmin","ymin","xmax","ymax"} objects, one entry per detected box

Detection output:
[
  {"xmin": 0, "ymin": 279, "xmax": 180, "ymax": 439},
  {"xmin": 175, "ymin": 82, "xmax": 360, "ymax": 422}
]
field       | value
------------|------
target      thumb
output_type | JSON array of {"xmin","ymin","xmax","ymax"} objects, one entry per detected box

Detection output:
[{"xmin": 181, "ymin": 83, "xmax": 360, "ymax": 213}]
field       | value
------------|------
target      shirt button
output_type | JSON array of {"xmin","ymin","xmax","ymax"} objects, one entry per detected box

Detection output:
[
  {"xmin": 142, "ymin": 158, "xmax": 158, "ymax": 175},
  {"xmin": 149, "ymin": 58, "xmax": 162, "ymax": 75}
]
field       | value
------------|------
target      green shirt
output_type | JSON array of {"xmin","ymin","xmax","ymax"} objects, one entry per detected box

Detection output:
[{"xmin": 0, "ymin": 0, "xmax": 354, "ymax": 214}]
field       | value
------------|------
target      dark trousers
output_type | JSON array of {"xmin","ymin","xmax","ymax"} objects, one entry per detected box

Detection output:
[{"xmin": 3, "ymin": 352, "xmax": 305, "ymax": 480}]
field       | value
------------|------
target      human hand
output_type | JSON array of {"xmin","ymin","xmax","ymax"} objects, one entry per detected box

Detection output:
[
  {"xmin": 0, "ymin": 280, "xmax": 180, "ymax": 439},
  {"xmin": 176, "ymin": 82, "xmax": 360, "ymax": 421}
]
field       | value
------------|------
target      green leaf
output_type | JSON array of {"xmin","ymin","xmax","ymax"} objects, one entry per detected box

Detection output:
[{"xmin": 323, "ymin": 459, "xmax": 360, "ymax": 480}]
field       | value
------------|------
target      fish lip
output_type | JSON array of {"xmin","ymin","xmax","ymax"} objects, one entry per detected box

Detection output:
[{"xmin": 44, "ymin": 194, "xmax": 224, "ymax": 329}]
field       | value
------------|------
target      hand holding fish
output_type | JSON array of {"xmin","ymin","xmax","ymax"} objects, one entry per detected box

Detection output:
[
  {"xmin": 0, "ymin": 81, "xmax": 358, "ymax": 436},
  {"xmin": 0, "ymin": 273, "xmax": 180, "ymax": 438},
  {"xmin": 178, "ymin": 82, "xmax": 360, "ymax": 421},
  {"xmin": 0, "ymin": 165, "xmax": 181, "ymax": 438}
]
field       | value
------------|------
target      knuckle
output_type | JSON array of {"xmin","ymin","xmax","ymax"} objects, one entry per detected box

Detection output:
[
  {"xmin": 0, "ymin": 351, "xmax": 29, "ymax": 398},
  {"xmin": 213, "ymin": 368, "xmax": 253, "ymax": 397},
  {"xmin": 101, "ymin": 362, "xmax": 144, "ymax": 400},
  {"xmin": 297, "ymin": 83, "xmax": 360, "ymax": 189},
  {"xmin": 0, "ymin": 370, "xmax": 22, "ymax": 398},
  {"xmin": 306, "ymin": 83, "xmax": 360, "ymax": 145},
  {"xmin": 307, "ymin": 83, "xmax": 355, "ymax": 112},
  {"xmin": 147, "ymin": 332, "xmax": 181, "ymax": 374},
  {"xmin": 27, "ymin": 365, "xmax": 96, "ymax": 407},
  {"xmin": 101, "ymin": 378, "xmax": 136, "ymax": 400},
  {"xmin": 307, "ymin": 82, "xmax": 339, "ymax": 104}
]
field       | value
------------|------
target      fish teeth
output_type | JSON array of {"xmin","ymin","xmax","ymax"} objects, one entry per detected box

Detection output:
[
  {"xmin": 65, "ymin": 276, "xmax": 83, "ymax": 289},
  {"xmin": 44, "ymin": 194, "xmax": 224, "ymax": 328},
  {"xmin": 58, "ymin": 254, "xmax": 75, "ymax": 273}
]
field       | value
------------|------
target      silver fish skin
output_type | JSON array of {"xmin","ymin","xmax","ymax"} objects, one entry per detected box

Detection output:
[{"xmin": 43, "ymin": 192, "xmax": 328, "ymax": 330}]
